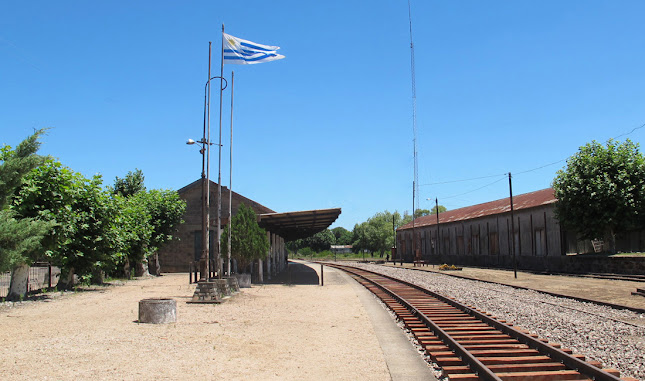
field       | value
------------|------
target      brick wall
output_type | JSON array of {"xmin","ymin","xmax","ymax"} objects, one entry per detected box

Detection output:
[{"xmin": 158, "ymin": 179, "xmax": 275, "ymax": 272}]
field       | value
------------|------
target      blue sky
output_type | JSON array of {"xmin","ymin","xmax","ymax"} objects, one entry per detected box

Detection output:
[{"xmin": 2, "ymin": 1, "xmax": 645, "ymax": 230}]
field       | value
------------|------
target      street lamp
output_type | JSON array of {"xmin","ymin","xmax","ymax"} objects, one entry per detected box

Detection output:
[
  {"xmin": 187, "ymin": 72, "xmax": 228, "ymax": 283},
  {"xmin": 187, "ymin": 138, "xmax": 212, "ymax": 281}
]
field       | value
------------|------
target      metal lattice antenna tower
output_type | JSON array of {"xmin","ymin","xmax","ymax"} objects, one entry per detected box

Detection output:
[{"xmin": 408, "ymin": 0, "xmax": 419, "ymax": 229}]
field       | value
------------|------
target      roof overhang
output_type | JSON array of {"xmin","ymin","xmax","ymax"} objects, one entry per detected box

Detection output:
[{"xmin": 258, "ymin": 208, "xmax": 341, "ymax": 241}]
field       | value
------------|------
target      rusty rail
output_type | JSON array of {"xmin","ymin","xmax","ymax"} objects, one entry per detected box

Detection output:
[{"xmin": 327, "ymin": 263, "xmax": 628, "ymax": 381}]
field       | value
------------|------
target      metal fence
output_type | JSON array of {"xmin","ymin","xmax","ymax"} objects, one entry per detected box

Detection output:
[
  {"xmin": 188, "ymin": 260, "xmax": 219, "ymax": 283},
  {"xmin": 0, "ymin": 264, "xmax": 60, "ymax": 299}
]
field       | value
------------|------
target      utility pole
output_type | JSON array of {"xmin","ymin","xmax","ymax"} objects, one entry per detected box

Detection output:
[{"xmin": 509, "ymin": 172, "xmax": 517, "ymax": 279}]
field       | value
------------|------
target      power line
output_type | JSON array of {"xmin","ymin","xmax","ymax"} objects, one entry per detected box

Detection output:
[
  {"xmin": 513, "ymin": 159, "xmax": 565, "ymax": 175},
  {"xmin": 421, "ymin": 173, "xmax": 506, "ymax": 186},
  {"xmin": 439, "ymin": 176, "xmax": 507, "ymax": 200},
  {"xmin": 614, "ymin": 122, "xmax": 645, "ymax": 139},
  {"xmin": 421, "ymin": 121, "xmax": 645, "ymax": 187}
]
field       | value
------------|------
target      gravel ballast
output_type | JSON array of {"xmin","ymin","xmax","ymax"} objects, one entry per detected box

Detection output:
[{"xmin": 348, "ymin": 262, "xmax": 645, "ymax": 380}]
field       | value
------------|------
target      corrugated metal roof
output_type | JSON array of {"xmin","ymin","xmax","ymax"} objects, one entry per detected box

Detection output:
[
  {"xmin": 258, "ymin": 208, "xmax": 342, "ymax": 241},
  {"xmin": 398, "ymin": 188, "xmax": 556, "ymax": 231}
]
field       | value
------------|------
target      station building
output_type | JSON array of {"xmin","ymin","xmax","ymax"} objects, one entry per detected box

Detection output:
[
  {"xmin": 158, "ymin": 179, "xmax": 341, "ymax": 279},
  {"xmin": 396, "ymin": 188, "xmax": 645, "ymax": 274}
]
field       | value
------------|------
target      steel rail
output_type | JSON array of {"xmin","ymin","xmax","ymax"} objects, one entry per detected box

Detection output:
[
  {"xmin": 328, "ymin": 263, "xmax": 623, "ymax": 381},
  {"xmin": 370, "ymin": 275, "xmax": 502, "ymax": 380}
]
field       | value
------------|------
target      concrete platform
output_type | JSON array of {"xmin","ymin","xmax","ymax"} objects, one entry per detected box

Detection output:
[
  {"xmin": 294, "ymin": 261, "xmax": 437, "ymax": 381},
  {"xmin": 382, "ymin": 262, "xmax": 645, "ymax": 312}
]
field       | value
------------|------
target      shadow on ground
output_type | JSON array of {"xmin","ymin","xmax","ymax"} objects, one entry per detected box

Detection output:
[{"xmin": 264, "ymin": 262, "xmax": 319, "ymax": 285}]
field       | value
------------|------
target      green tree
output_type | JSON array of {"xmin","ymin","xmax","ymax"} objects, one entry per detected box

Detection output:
[
  {"xmin": 0, "ymin": 215, "xmax": 51, "ymax": 273},
  {"xmin": 286, "ymin": 238, "xmax": 303, "ymax": 254},
  {"xmin": 140, "ymin": 189, "xmax": 185, "ymax": 275},
  {"xmin": 331, "ymin": 226, "xmax": 353, "ymax": 245},
  {"xmin": 113, "ymin": 169, "xmax": 146, "ymax": 197},
  {"xmin": 431, "ymin": 205, "xmax": 447, "ymax": 215},
  {"xmin": 0, "ymin": 130, "xmax": 53, "ymax": 299},
  {"xmin": 303, "ymin": 229, "xmax": 335, "ymax": 252},
  {"xmin": 351, "ymin": 222, "xmax": 369, "ymax": 254},
  {"xmin": 400, "ymin": 210, "xmax": 413, "ymax": 226},
  {"xmin": 109, "ymin": 193, "xmax": 153, "ymax": 277},
  {"xmin": 415, "ymin": 208, "xmax": 431, "ymax": 218},
  {"xmin": 365, "ymin": 212, "xmax": 394, "ymax": 256},
  {"xmin": 553, "ymin": 139, "xmax": 645, "ymax": 253},
  {"xmin": 0, "ymin": 129, "xmax": 48, "ymax": 206},
  {"xmin": 109, "ymin": 172, "xmax": 185, "ymax": 277},
  {"xmin": 221, "ymin": 203, "xmax": 270, "ymax": 273},
  {"xmin": 352, "ymin": 210, "xmax": 403, "ymax": 257},
  {"xmin": 13, "ymin": 159, "xmax": 117, "ymax": 288}
]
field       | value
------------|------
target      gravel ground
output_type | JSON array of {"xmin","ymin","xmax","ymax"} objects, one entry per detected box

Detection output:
[
  {"xmin": 348, "ymin": 262, "xmax": 645, "ymax": 380},
  {"xmin": 0, "ymin": 273, "xmax": 390, "ymax": 380}
]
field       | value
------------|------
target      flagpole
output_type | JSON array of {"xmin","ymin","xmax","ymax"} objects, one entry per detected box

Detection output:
[
  {"xmin": 408, "ymin": 0, "xmax": 419, "ymax": 264},
  {"xmin": 228, "ymin": 70, "xmax": 234, "ymax": 277},
  {"xmin": 216, "ymin": 24, "xmax": 225, "ymax": 279},
  {"xmin": 199, "ymin": 42, "xmax": 212, "ymax": 282}
]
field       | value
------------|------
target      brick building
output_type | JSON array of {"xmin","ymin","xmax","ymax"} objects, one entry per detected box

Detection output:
[{"xmin": 158, "ymin": 179, "xmax": 340, "ymax": 279}]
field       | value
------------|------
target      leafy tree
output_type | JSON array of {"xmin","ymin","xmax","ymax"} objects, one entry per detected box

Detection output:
[
  {"xmin": 12, "ymin": 159, "xmax": 117, "ymax": 288},
  {"xmin": 351, "ymin": 222, "xmax": 369, "ymax": 254},
  {"xmin": 431, "ymin": 205, "xmax": 447, "ymax": 215},
  {"xmin": 331, "ymin": 226, "xmax": 353, "ymax": 245},
  {"xmin": 0, "ymin": 213, "xmax": 52, "ymax": 273},
  {"xmin": 141, "ymin": 189, "xmax": 185, "ymax": 250},
  {"xmin": 303, "ymin": 229, "xmax": 335, "ymax": 252},
  {"xmin": 352, "ymin": 210, "xmax": 404, "ymax": 256},
  {"xmin": 109, "ymin": 173, "xmax": 185, "ymax": 277},
  {"xmin": 113, "ymin": 169, "xmax": 146, "ymax": 197},
  {"xmin": 140, "ymin": 189, "xmax": 185, "ymax": 275},
  {"xmin": 286, "ymin": 238, "xmax": 303, "ymax": 253},
  {"xmin": 415, "ymin": 208, "xmax": 431, "ymax": 218},
  {"xmin": 109, "ymin": 193, "xmax": 153, "ymax": 277},
  {"xmin": 287, "ymin": 229, "xmax": 338, "ymax": 253},
  {"xmin": 0, "ymin": 130, "xmax": 53, "ymax": 299},
  {"xmin": 400, "ymin": 210, "xmax": 414, "ymax": 226},
  {"xmin": 221, "ymin": 203, "xmax": 269, "ymax": 273},
  {"xmin": 366, "ymin": 212, "xmax": 394, "ymax": 256},
  {"xmin": 108, "ymin": 168, "xmax": 186, "ymax": 277},
  {"xmin": 0, "ymin": 129, "xmax": 48, "ymax": 206},
  {"xmin": 553, "ymin": 139, "xmax": 645, "ymax": 253}
]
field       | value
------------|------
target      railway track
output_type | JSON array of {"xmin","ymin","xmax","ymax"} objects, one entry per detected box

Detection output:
[{"xmin": 327, "ymin": 263, "xmax": 636, "ymax": 381}]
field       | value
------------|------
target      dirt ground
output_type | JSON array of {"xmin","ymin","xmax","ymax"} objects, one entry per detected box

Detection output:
[{"xmin": 0, "ymin": 273, "xmax": 390, "ymax": 380}]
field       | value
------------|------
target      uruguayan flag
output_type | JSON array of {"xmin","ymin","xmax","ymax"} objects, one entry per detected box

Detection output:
[{"xmin": 223, "ymin": 32, "xmax": 285, "ymax": 65}]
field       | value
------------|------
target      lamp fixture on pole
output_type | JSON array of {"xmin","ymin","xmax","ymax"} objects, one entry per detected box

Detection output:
[
  {"xmin": 186, "ymin": 61, "xmax": 228, "ymax": 282},
  {"xmin": 186, "ymin": 137, "xmax": 212, "ymax": 281}
]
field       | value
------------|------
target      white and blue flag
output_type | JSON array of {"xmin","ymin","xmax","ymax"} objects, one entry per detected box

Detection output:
[{"xmin": 223, "ymin": 32, "xmax": 285, "ymax": 65}]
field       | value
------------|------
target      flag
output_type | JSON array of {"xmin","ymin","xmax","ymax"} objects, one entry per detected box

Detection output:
[{"xmin": 223, "ymin": 32, "xmax": 285, "ymax": 65}]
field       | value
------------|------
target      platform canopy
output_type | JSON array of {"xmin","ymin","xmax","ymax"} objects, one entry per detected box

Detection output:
[{"xmin": 258, "ymin": 208, "xmax": 341, "ymax": 241}]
